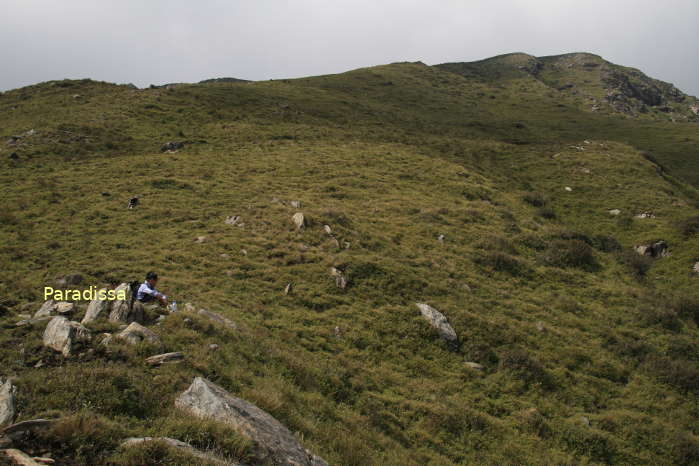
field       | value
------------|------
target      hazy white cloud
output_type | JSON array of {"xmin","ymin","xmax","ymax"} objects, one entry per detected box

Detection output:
[{"xmin": 1, "ymin": 0, "xmax": 697, "ymax": 95}]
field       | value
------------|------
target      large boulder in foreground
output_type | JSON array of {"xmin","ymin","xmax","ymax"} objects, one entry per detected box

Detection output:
[
  {"xmin": 0, "ymin": 378, "xmax": 16, "ymax": 426},
  {"xmin": 42, "ymin": 316, "xmax": 91, "ymax": 357},
  {"xmin": 415, "ymin": 303, "xmax": 458, "ymax": 348},
  {"xmin": 175, "ymin": 377, "xmax": 327, "ymax": 466}
]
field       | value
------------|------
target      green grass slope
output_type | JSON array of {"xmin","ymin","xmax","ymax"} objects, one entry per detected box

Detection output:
[{"xmin": 0, "ymin": 56, "xmax": 698, "ymax": 465}]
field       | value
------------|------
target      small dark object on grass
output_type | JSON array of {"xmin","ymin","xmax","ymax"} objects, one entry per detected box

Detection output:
[
  {"xmin": 9, "ymin": 152, "xmax": 19, "ymax": 160},
  {"xmin": 128, "ymin": 197, "xmax": 139, "ymax": 209}
]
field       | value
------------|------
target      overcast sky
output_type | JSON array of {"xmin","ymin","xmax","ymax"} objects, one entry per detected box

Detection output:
[{"xmin": 2, "ymin": 0, "xmax": 698, "ymax": 95}]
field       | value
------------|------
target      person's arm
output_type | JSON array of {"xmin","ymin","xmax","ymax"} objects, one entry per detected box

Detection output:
[{"xmin": 139, "ymin": 284, "xmax": 168, "ymax": 306}]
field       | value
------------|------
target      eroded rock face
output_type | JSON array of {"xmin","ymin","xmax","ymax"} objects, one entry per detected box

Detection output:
[
  {"xmin": 145, "ymin": 352, "xmax": 184, "ymax": 366},
  {"xmin": 117, "ymin": 322, "xmax": 160, "ymax": 345},
  {"xmin": 0, "ymin": 378, "xmax": 16, "ymax": 426},
  {"xmin": 175, "ymin": 377, "xmax": 327, "ymax": 466},
  {"xmin": 82, "ymin": 290, "xmax": 110, "ymax": 324},
  {"xmin": 33, "ymin": 300, "xmax": 73, "ymax": 318},
  {"xmin": 415, "ymin": 303, "xmax": 458, "ymax": 346},
  {"xmin": 42, "ymin": 316, "xmax": 91, "ymax": 357}
]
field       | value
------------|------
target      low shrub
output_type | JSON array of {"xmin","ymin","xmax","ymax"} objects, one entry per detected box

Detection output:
[{"xmin": 542, "ymin": 239, "xmax": 597, "ymax": 270}]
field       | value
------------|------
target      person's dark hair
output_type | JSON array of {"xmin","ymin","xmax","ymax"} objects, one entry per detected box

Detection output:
[{"xmin": 145, "ymin": 271, "xmax": 158, "ymax": 281}]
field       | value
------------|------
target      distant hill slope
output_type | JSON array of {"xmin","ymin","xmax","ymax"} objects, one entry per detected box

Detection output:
[
  {"xmin": 437, "ymin": 52, "xmax": 699, "ymax": 119},
  {"xmin": 0, "ymin": 54, "xmax": 698, "ymax": 465}
]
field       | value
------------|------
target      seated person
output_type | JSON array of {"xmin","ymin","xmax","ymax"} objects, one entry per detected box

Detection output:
[{"xmin": 136, "ymin": 271, "xmax": 168, "ymax": 307}]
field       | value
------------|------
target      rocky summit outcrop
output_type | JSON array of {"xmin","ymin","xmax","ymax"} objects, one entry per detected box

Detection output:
[
  {"xmin": 415, "ymin": 303, "xmax": 458, "ymax": 347},
  {"xmin": 0, "ymin": 379, "xmax": 16, "ymax": 426},
  {"xmin": 42, "ymin": 316, "xmax": 91, "ymax": 357},
  {"xmin": 109, "ymin": 283, "xmax": 143, "ymax": 324},
  {"xmin": 81, "ymin": 289, "xmax": 110, "ymax": 324},
  {"xmin": 175, "ymin": 377, "xmax": 327, "ymax": 466}
]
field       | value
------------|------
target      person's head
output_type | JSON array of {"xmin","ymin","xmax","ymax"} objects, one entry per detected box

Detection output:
[{"xmin": 145, "ymin": 271, "xmax": 158, "ymax": 286}]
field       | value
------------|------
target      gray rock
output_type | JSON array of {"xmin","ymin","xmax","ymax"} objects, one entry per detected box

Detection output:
[
  {"xmin": 117, "ymin": 322, "xmax": 160, "ymax": 345},
  {"xmin": 635, "ymin": 240, "xmax": 668, "ymax": 258},
  {"xmin": 464, "ymin": 362, "xmax": 484, "ymax": 370},
  {"xmin": 35, "ymin": 300, "xmax": 74, "ymax": 319},
  {"xmin": 208, "ymin": 344, "xmax": 219, "ymax": 351},
  {"xmin": 608, "ymin": 209, "xmax": 621, "ymax": 216},
  {"xmin": 109, "ymin": 283, "xmax": 143, "ymax": 323},
  {"xmin": 195, "ymin": 236, "xmax": 207, "ymax": 243},
  {"xmin": 175, "ymin": 377, "xmax": 327, "ymax": 466},
  {"xmin": 160, "ymin": 141, "xmax": 185, "ymax": 152},
  {"xmin": 120, "ymin": 437, "xmax": 236, "ymax": 465},
  {"xmin": 82, "ymin": 290, "xmax": 110, "ymax": 324},
  {"xmin": 284, "ymin": 283, "xmax": 293, "ymax": 295},
  {"xmin": 290, "ymin": 200, "xmax": 301, "ymax": 208},
  {"xmin": 536, "ymin": 321, "xmax": 546, "ymax": 332},
  {"xmin": 292, "ymin": 212, "xmax": 306, "ymax": 230},
  {"xmin": 330, "ymin": 267, "xmax": 348, "ymax": 289},
  {"xmin": 225, "ymin": 215, "xmax": 242, "ymax": 226},
  {"xmin": 415, "ymin": 303, "xmax": 458, "ymax": 346},
  {"xmin": 145, "ymin": 352, "xmax": 184, "ymax": 366},
  {"xmin": 54, "ymin": 273, "xmax": 83, "ymax": 288},
  {"xmin": 197, "ymin": 309, "xmax": 237, "ymax": 330},
  {"xmin": 42, "ymin": 316, "xmax": 91, "ymax": 357},
  {"xmin": 323, "ymin": 224, "xmax": 332, "ymax": 235},
  {"xmin": 15, "ymin": 316, "xmax": 53, "ymax": 327},
  {"xmin": 183, "ymin": 302, "xmax": 196, "ymax": 313},
  {"xmin": 0, "ymin": 379, "xmax": 16, "ymax": 426}
]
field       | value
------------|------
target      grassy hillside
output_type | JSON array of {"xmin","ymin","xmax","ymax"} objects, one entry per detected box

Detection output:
[{"xmin": 0, "ymin": 55, "xmax": 698, "ymax": 465}]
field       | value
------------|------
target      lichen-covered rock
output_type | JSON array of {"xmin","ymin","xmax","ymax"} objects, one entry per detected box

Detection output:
[
  {"xmin": 109, "ymin": 283, "xmax": 143, "ymax": 324},
  {"xmin": 82, "ymin": 290, "xmax": 110, "ymax": 324},
  {"xmin": 145, "ymin": 352, "xmax": 184, "ymax": 366},
  {"xmin": 292, "ymin": 212, "xmax": 306, "ymax": 230},
  {"xmin": 0, "ymin": 378, "xmax": 16, "ymax": 426},
  {"xmin": 415, "ymin": 303, "xmax": 458, "ymax": 346},
  {"xmin": 175, "ymin": 377, "xmax": 327, "ymax": 466},
  {"xmin": 42, "ymin": 316, "xmax": 91, "ymax": 357},
  {"xmin": 117, "ymin": 322, "xmax": 160, "ymax": 345},
  {"xmin": 197, "ymin": 309, "xmax": 237, "ymax": 330}
]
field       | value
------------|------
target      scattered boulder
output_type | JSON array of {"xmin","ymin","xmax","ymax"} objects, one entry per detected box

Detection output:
[
  {"xmin": 145, "ymin": 352, "xmax": 184, "ymax": 366},
  {"xmin": 183, "ymin": 303, "xmax": 196, "ymax": 313},
  {"xmin": 81, "ymin": 290, "xmax": 110, "ymax": 324},
  {"xmin": 290, "ymin": 200, "xmax": 302, "ymax": 208},
  {"xmin": 0, "ymin": 379, "xmax": 16, "ymax": 426},
  {"xmin": 2, "ymin": 449, "xmax": 43, "ymax": 465},
  {"xmin": 437, "ymin": 234, "xmax": 445, "ymax": 243},
  {"xmin": 284, "ymin": 283, "xmax": 293, "ymax": 295},
  {"xmin": 292, "ymin": 212, "xmax": 306, "ymax": 230},
  {"xmin": 2, "ymin": 419, "xmax": 54, "ymax": 438},
  {"xmin": 195, "ymin": 236, "xmax": 207, "ymax": 243},
  {"xmin": 34, "ymin": 301, "xmax": 75, "ymax": 319},
  {"xmin": 120, "ymin": 437, "xmax": 234, "ymax": 466},
  {"xmin": 160, "ymin": 141, "xmax": 184, "ymax": 152},
  {"xmin": 197, "ymin": 309, "xmax": 237, "ymax": 330},
  {"xmin": 415, "ymin": 303, "xmax": 458, "ymax": 347},
  {"xmin": 608, "ymin": 209, "xmax": 621, "ymax": 216},
  {"xmin": 208, "ymin": 344, "xmax": 219, "ymax": 351},
  {"xmin": 42, "ymin": 316, "xmax": 91, "ymax": 357},
  {"xmin": 330, "ymin": 267, "xmax": 348, "ymax": 289},
  {"xmin": 175, "ymin": 377, "xmax": 327, "ymax": 466},
  {"xmin": 225, "ymin": 215, "xmax": 242, "ymax": 226},
  {"xmin": 635, "ymin": 212, "xmax": 655, "ymax": 219},
  {"xmin": 564, "ymin": 186, "xmax": 573, "ymax": 192},
  {"xmin": 53, "ymin": 273, "xmax": 83, "ymax": 288},
  {"xmin": 323, "ymin": 225, "xmax": 332, "ymax": 235},
  {"xmin": 109, "ymin": 283, "xmax": 143, "ymax": 324},
  {"xmin": 117, "ymin": 322, "xmax": 160, "ymax": 345},
  {"xmin": 635, "ymin": 240, "xmax": 668, "ymax": 258},
  {"xmin": 693, "ymin": 262, "xmax": 699, "ymax": 274},
  {"xmin": 464, "ymin": 362, "xmax": 484, "ymax": 371},
  {"xmin": 535, "ymin": 321, "xmax": 546, "ymax": 332}
]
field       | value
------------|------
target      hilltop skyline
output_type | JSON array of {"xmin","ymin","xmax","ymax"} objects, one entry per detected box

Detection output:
[{"xmin": 2, "ymin": 0, "xmax": 698, "ymax": 96}]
